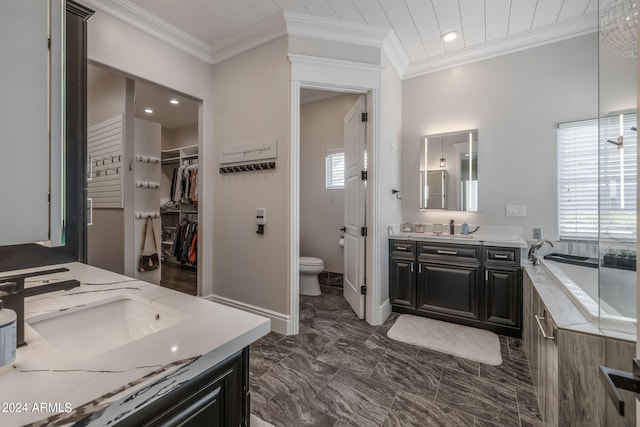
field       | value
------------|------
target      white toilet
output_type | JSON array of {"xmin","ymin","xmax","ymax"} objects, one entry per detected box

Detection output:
[{"xmin": 299, "ymin": 256, "xmax": 324, "ymax": 296}]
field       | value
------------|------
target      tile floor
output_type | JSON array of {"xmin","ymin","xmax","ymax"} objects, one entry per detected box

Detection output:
[{"xmin": 250, "ymin": 282, "xmax": 543, "ymax": 426}]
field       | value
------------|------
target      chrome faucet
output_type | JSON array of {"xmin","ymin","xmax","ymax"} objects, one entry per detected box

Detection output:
[
  {"xmin": 528, "ymin": 239, "xmax": 555, "ymax": 266},
  {"xmin": 0, "ymin": 267, "xmax": 80, "ymax": 347}
]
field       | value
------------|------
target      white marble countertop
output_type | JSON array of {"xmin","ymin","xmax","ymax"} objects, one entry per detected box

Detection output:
[{"xmin": 0, "ymin": 262, "xmax": 270, "ymax": 426}]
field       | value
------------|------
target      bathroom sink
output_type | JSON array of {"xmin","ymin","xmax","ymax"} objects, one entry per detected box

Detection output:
[{"xmin": 27, "ymin": 294, "xmax": 190, "ymax": 360}]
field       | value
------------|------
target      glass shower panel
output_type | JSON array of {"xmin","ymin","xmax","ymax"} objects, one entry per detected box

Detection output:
[{"xmin": 598, "ymin": 0, "xmax": 637, "ymax": 340}]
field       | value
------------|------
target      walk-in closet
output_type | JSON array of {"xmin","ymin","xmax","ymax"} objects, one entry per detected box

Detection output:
[{"xmin": 86, "ymin": 64, "xmax": 200, "ymax": 295}]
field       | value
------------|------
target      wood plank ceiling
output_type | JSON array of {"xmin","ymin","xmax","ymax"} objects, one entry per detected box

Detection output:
[{"xmin": 123, "ymin": 0, "xmax": 598, "ymax": 74}]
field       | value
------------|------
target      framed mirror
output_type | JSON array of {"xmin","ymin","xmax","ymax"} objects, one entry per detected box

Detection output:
[{"xmin": 420, "ymin": 129, "xmax": 478, "ymax": 211}]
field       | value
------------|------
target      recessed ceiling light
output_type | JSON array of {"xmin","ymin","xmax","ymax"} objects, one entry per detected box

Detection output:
[
  {"xmin": 169, "ymin": 99, "xmax": 179, "ymax": 105},
  {"xmin": 440, "ymin": 31, "xmax": 459, "ymax": 42},
  {"xmin": 144, "ymin": 108, "xmax": 153, "ymax": 114}
]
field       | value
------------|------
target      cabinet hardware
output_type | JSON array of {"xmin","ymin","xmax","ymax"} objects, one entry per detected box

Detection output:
[
  {"xmin": 437, "ymin": 250, "xmax": 458, "ymax": 255},
  {"xmin": 396, "ymin": 246, "xmax": 408, "ymax": 250},
  {"xmin": 87, "ymin": 198, "xmax": 93, "ymax": 226},
  {"xmin": 410, "ymin": 262, "xmax": 414, "ymax": 272},
  {"xmin": 534, "ymin": 313, "xmax": 555, "ymax": 340},
  {"xmin": 419, "ymin": 263, "xmax": 422, "ymax": 273},
  {"xmin": 495, "ymin": 254, "xmax": 509, "ymax": 259},
  {"xmin": 485, "ymin": 270, "xmax": 488, "ymax": 281}
]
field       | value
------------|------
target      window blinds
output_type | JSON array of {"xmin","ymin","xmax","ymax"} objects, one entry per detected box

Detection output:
[
  {"xmin": 557, "ymin": 113, "xmax": 637, "ymax": 241},
  {"xmin": 325, "ymin": 149, "xmax": 345, "ymax": 189}
]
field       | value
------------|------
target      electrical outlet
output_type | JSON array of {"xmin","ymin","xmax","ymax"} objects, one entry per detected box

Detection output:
[
  {"xmin": 533, "ymin": 228, "xmax": 541, "ymax": 240},
  {"xmin": 506, "ymin": 204, "xmax": 527, "ymax": 217}
]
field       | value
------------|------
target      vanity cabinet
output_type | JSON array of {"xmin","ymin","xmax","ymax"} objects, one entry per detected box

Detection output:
[
  {"xmin": 389, "ymin": 239, "xmax": 523, "ymax": 337},
  {"xmin": 114, "ymin": 348, "xmax": 249, "ymax": 427},
  {"xmin": 416, "ymin": 244, "xmax": 482, "ymax": 323},
  {"xmin": 483, "ymin": 247, "xmax": 522, "ymax": 333}
]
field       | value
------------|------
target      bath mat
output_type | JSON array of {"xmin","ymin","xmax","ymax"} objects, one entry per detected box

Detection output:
[{"xmin": 387, "ymin": 314, "xmax": 502, "ymax": 366}]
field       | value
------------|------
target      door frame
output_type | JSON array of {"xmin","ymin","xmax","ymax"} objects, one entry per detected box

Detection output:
[{"xmin": 288, "ymin": 54, "xmax": 385, "ymax": 334}]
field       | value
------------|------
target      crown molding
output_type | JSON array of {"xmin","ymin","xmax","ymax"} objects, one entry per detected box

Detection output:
[
  {"xmin": 404, "ymin": 13, "xmax": 598, "ymax": 79},
  {"xmin": 382, "ymin": 31, "xmax": 411, "ymax": 78},
  {"xmin": 79, "ymin": 0, "xmax": 214, "ymax": 64}
]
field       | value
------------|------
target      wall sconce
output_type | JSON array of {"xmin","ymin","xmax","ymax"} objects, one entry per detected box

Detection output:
[{"xmin": 439, "ymin": 136, "xmax": 446, "ymax": 168}]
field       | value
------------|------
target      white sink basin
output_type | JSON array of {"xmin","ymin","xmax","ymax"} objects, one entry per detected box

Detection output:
[{"xmin": 27, "ymin": 294, "xmax": 190, "ymax": 360}]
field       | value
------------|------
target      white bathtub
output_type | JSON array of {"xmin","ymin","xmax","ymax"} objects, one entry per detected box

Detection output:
[{"xmin": 540, "ymin": 258, "xmax": 636, "ymax": 337}]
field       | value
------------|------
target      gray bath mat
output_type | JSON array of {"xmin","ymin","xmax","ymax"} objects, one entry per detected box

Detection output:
[{"xmin": 387, "ymin": 314, "xmax": 502, "ymax": 366}]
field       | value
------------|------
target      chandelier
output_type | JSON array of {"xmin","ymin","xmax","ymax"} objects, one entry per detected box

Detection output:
[{"xmin": 600, "ymin": 0, "xmax": 638, "ymax": 57}]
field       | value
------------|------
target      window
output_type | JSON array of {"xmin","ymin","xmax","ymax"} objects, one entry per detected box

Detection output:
[
  {"xmin": 557, "ymin": 113, "xmax": 637, "ymax": 241},
  {"xmin": 325, "ymin": 149, "xmax": 344, "ymax": 189}
]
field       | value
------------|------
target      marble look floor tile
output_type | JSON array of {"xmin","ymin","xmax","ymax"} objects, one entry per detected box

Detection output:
[
  {"xmin": 385, "ymin": 390, "xmax": 474, "ymax": 427},
  {"xmin": 276, "ymin": 331, "xmax": 334, "ymax": 359},
  {"xmin": 316, "ymin": 368, "xmax": 395, "ymax": 427},
  {"xmin": 253, "ymin": 352, "xmax": 338, "ymax": 403},
  {"xmin": 249, "ymin": 342, "xmax": 292, "ymax": 379},
  {"xmin": 472, "ymin": 417, "xmax": 502, "ymax": 427},
  {"xmin": 299, "ymin": 313, "xmax": 338, "ymax": 331},
  {"xmin": 516, "ymin": 386, "xmax": 542, "ymax": 424},
  {"xmin": 315, "ymin": 318, "xmax": 376, "ymax": 343},
  {"xmin": 371, "ymin": 351, "xmax": 442, "ymax": 400},
  {"xmin": 252, "ymin": 390, "xmax": 337, "ymax": 427},
  {"xmin": 254, "ymin": 331, "xmax": 285, "ymax": 346},
  {"xmin": 415, "ymin": 346, "xmax": 481, "ymax": 377},
  {"xmin": 435, "ymin": 368, "xmax": 519, "ymax": 426},
  {"xmin": 317, "ymin": 337, "xmax": 385, "ymax": 376},
  {"xmin": 507, "ymin": 337, "xmax": 528, "ymax": 361},
  {"xmin": 364, "ymin": 328, "xmax": 420, "ymax": 359},
  {"xmin": 479, "ymin": 354, "xmax": 534, "ymax": 391}
]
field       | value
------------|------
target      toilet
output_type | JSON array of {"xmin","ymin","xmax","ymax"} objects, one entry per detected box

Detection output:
[{"xmin": 299, "ymin": 256, "xmax": 324, "ymax": 296}]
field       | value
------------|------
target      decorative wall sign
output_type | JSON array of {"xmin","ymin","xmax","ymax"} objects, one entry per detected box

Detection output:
[{"xmin": 220, "ymin": 138, "xmax": 277, "ymax": 165}]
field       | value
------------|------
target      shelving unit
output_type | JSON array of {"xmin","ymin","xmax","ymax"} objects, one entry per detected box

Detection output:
[{"xmin": 160, "ymin": 144, "xmax": 198, "ymax": 268}]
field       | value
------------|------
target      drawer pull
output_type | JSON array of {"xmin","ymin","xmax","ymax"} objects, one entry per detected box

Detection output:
[
  {"xmin": 396, "ymin": 246, "xmax": 409, "ymax": 250},
  {"xmin": 410, "ymin": 262, "xmax": 414, "ymax": 272},
  {"xmin": 534, "ymin": 314, "xmax": 555, "ymax": 341},
  {"xmin": 494, "ymin": 254, "xmax": 509, "ymax": 259},
  {"xmin": 437, "ymin": 250, "xmax": 458, "ymax": 255},
  {"xmin": 419, "ymin": 263, "xmax": 422, "ymax": 273}
]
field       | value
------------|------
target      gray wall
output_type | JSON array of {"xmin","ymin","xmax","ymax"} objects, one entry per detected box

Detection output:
[
  {"xmin": 401, "ymin": 34, "xmax": 601, "ymax": 240},
  {"xmin": 87, "ymin": 68, "xmax": 126, "ymax": 274}
]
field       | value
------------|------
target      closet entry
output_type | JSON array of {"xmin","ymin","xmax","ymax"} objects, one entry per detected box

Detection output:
[{"xmin": 86, "ymin": 65, "xmax": 200, "ymax": 295}]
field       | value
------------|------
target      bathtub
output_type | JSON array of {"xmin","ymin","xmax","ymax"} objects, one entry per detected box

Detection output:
[{"xmin": 540, "ymin": 257, "xmax": 636, "ymax": 337}]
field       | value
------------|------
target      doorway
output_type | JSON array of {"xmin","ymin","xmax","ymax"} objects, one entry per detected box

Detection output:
[{"xmin": 86, "ymin": 63, "xmax": 201, "ymax": 295}]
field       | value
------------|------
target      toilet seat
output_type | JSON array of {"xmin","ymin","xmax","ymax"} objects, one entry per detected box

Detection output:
[{"xmin": 300, "ymin": 256, "xmax": 323, "ymax": 267}]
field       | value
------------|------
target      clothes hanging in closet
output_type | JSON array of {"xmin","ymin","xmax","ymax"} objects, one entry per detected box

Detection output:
[
  {"xmin": 172, "ymin": 218, "xmax": 197, "ymax": 265},
  {"xmin": 170, "ymin": 163, "xmax": 198, "ymax": 206}
]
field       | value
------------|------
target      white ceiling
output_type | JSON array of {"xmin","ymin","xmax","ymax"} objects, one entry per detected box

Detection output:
[
  {"xmin": 85, "ymin": 0, "xmax": 599, "ymax": 77},
  {"xmin": 88, "ymin": 64, "xmax": 199, "ymax": 129}
]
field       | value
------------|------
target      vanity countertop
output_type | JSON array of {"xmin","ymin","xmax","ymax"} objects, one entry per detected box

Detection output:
[
  {"xmin": 389, "ymin": 231, "xmax": 527, "ymax": 248},
  {"xmin": 0, "ymin": 262, "xmax": 270, "ymax": 426}
]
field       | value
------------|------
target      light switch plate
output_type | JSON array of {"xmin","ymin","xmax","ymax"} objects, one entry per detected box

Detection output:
[
  {"xmin": 533, "ymin": 228, "xmax": 541, "ymax": 240},
  {"xmin": 506, "ymin": 204, "xmax": 527, "ymax": 217}
]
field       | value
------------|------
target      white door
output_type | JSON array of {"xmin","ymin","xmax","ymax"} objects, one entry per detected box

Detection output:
[{"xmin": 343, "ymin": 96, "xmax": 367, "ymax": 319}]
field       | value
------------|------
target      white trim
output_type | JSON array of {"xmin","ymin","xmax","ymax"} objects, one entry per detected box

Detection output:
[
  {"xmin": 382, "ymin": 31, "xmax": 410, "ymax": 79},
  {"xmin": 203, "ymin": 294, "xmax": 290, "ymax": 335},
  {"xmin": 80, "ymin": 0, "xmax": 214, "ymax": 64},
  {"xmin": 379, "ymin": 298, "xmax": 392, "ymax": 325},
  {"xmin": 283, "ymin": 11, "xmax": 390, "ymax": 49},
  {"xmin": 290, "ymin": 54, "xmax": 384, "ymax": 330},
  {"xmin": 404, "ymin": 13, "xmax": 598, "ymax": 79},
  {"xmin": 289, "ymin": 79, "xmax": 301, "ymax": 336},
  {"xmin": 289, "ymin": 54, "xmax": 383, "ymax": 90}
]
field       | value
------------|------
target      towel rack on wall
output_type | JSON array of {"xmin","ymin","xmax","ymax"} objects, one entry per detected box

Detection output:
[
  {"xmin": 219, "ymin": 161, "xmax": 276, "ymax": 174},
  {"xmin": 135, "ymin": 212, "xmax": 160, "ymax": 219}
]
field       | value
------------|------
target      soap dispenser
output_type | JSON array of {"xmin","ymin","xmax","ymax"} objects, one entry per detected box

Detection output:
[
  {"xmin": 461, "ymin": 219, "xmax": 469, "ymax": 235},
  {"xmin": 449, "ymin": 219, "xmax": 455, "ymax": 235}
]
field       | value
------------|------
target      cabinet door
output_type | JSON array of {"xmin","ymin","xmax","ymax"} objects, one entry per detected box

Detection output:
[
  {"xmin": 417, "ymin": 262, "xmax": 480, "ymax": 321},
  {"xmin": 484, "ymin": 267, "xmax": 521, "ymax": 329},
  {"xmin": 390, "ymin": 257, "xmax": 416, "ymax": 308}
]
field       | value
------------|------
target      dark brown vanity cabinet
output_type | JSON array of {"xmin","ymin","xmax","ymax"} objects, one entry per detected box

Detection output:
[
  {"xmin": 483, "ymin": 247, "xmax": 522, "ymax": 334},
  {"xmin": 389, "ymin": 240, "xmax": 522, "ymax": 337},
  {"xmin": 389, "ymin": 240, "xmax": 417, "ymax": 308},
  {"xmin": 114, "ymin": 348, "xmax": 250, "ymax": 427}
]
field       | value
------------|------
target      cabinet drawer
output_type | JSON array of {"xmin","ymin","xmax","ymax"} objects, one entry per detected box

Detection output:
[
  {"xmin": 418, "ymin": 243, "xmax": 480, "ymax": 261},
  {"xmin": 485, "ymin": 247, "xmax": 520, "ymax": 265},
  {"xmin": 390, "ymin": 240, "xmax": 416, "ymax": 257}
]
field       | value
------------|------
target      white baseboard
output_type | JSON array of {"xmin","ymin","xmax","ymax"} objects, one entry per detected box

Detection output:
[
  {"xmin": 379, "ymin": 298, "xmax": 392, "ymax": 325},
  {"xmin": 201, "ymin": 294, "xmax": 291, "ymax": 335}
]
